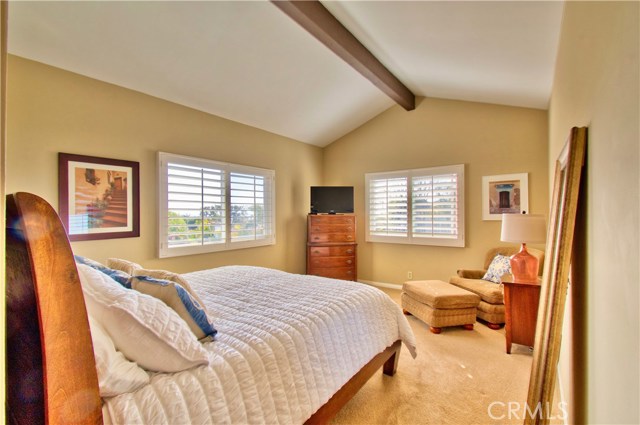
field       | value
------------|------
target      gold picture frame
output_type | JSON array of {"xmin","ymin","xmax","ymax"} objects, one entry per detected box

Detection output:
[{"xmin": 525, "ymin": 127, "xmax": 587, "ymax": 424}]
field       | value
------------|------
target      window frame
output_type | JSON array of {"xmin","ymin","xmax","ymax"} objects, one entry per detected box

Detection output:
[
  {"xmin": 158, "ymin": 152, "xmax": 276, "ymax": 258},
  {"xmin": 365, "ymin": 164, "xmax": 465, "ymax": 247}
]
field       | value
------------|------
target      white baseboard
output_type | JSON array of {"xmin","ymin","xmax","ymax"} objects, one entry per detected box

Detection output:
[{"xmin": 358, "ymin": 279, "xmax": 403, "ymax": 291}]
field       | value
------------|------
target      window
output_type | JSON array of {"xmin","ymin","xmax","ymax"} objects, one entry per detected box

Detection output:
[
  {"xmin": 158, "ymin": 152, "xmax": 275, "ymax": 258},
  {"xmin": 365, "ymin": 164, "xmax": 464, "ymax": 247}
]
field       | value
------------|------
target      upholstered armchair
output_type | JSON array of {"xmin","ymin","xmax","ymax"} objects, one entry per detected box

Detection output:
[{"xmin": 449, "ymin": 247, "xmax": 545, "ymax": 329}]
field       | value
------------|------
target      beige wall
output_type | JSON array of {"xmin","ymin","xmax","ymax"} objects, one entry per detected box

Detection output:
[
  {"xmin": 7, "ymin": 55, "xmax": 323, "ymax": 274},
  {"xmin": 549, "ymin": 2, "xmax": 639, "ymax": 424},
  {"xmin": 323, "ymin": 97, "xmax": 548, "ymax": 284}
]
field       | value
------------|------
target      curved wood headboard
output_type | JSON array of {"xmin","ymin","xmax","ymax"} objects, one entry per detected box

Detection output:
[{"xmin": 6, "ymin": 192, "xmax": 102, "ymax": 424}]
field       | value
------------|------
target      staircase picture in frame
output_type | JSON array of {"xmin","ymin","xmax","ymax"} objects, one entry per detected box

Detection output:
[{"xmin": 58, "ymin": 152, "xmax": 140, "ymax": 241}]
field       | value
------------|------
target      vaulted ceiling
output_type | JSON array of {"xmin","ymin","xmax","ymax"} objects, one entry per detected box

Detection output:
[{"xmin": 8, "ymin": 1, "xmax": 564, "ymax": 147}]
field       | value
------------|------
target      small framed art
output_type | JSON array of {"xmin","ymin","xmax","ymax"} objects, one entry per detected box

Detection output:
[
  {"xmin": 58, "ymin": 153, "xmax": 140, "ymax": 241},
  {"xmin": 482, "ymin": 173, "xmax": 528, "ymax": 220}
]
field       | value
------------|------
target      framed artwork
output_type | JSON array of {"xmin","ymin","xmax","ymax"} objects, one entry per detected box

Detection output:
[
  {"xmin": 58, "ymin": 153, "xmax": 140, "ymax": 241},
  {"xmin": 482, "ymin": 173, "xmax": 529, "ymax": 220}
]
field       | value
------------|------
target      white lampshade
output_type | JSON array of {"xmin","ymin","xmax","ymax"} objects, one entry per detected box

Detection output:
[{"xmin": 500, "ymin": 213, "xmax": 546, "ymax": 244}]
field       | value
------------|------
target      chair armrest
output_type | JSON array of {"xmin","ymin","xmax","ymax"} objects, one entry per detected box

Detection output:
[{"xmin": 456, "ymin": 269, "xmax": 486, "ymax": 279}]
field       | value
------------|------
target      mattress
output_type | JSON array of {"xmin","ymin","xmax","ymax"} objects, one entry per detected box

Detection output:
[{"xmin": 102, "ymin": 266, "xmax": 417, "ymax": 424}]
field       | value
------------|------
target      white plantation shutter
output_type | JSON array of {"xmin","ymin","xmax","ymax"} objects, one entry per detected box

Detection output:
[
  {"xmin": 368, "ymin": 175, "xmax": 408, "ymax": 238},
  {"xmin": 229, "ymin": 172, "xmax": 273, "ymax": 242},
  {"xmin": 412, "ymin": 173, "xmax": 459, "ymax": 239},
  {"xmin": 166, "ymin": 163, "xmax": 226, "ymax": 248},
  {"xmin": 159, "ymin": 152, "xmax": 275, "ymax": 258},
  {"xmin": 366, "ymin": 164, "xmax": 464, "ymax": 247}
]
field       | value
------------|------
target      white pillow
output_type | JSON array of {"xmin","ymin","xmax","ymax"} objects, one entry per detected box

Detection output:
[
  {"xmin": 87, "ymin": 314, "xmax": 149, "ymax": 397},
  {"xmin": 77, "ymin": 264, "xmax": 210, "ymax": 372}
]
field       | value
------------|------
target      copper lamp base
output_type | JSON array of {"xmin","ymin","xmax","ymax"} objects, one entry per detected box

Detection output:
[{"xmin": 509, "ymin": 243, "xmax": 539, "ymax": 283}]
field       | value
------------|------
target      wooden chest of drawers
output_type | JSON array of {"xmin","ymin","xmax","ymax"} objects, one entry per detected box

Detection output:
[{"xmin": 307, "ymin": 214, "xmax": 357, "ymax": 281}]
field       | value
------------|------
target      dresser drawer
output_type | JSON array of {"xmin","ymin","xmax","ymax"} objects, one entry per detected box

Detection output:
[
  {"xmin": 309, "ymin": 215, "xmax": 355, "ymax": 227},
  {"xmin": 309, "ymin": 223, "xmax": 355, "ymax": 234},
  {"xmin": 308, "ymin": 232, "xmax": 355, "ymax": 244},
  {"xmin": 308, "ymin": 267, "xmax": 356, "ymax": 281},
  {"xmin": 308, "ymin": 245, "xmax": 356, "ymax": 257},
  {"xmin": 309, "ymin": 256, "xmax": 355, "ymax": 268}
]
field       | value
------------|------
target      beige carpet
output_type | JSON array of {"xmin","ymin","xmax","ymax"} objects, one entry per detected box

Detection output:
[{"xmin": 331, "ymin": 287, "xmax": 538, "ymax": 425}]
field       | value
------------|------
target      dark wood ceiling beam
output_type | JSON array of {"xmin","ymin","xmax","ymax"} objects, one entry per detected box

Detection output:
[{"xmin": 271, "ymin": 0, "xmax": 415, "ymax": 111}]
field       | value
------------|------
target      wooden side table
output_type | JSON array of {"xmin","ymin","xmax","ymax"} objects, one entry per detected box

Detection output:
[{"xmin": 502, "ymin": 276, "xmax": 542, "ymax": 354}]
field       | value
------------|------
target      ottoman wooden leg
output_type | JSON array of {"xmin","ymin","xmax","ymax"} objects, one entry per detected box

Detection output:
[
  {"xmin": 487, "ymin": 322, "xmax": 501, "ymax": 330},
  {"xmin": 403, "ymin": 309, "xmax": 412, "ymax": 315},
  {"xmin": 463, "ymin": 324, "xmax": 474, "ymax": 331},
  {"xmin": 429, "ymin": 326, "xmax": 442, "ymax": 334}
]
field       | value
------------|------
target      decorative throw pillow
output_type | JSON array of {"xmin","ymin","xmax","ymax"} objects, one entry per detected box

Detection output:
[
  {"xmin": 106, "ymin": 258, "xmax": 143, "ymax": 276},
  {"xmin": 74, "ymin": 255, "xmax": 107, "ymax": 269},
  {"xmin": 75, "ymin": 255, "xmax": 131, "ymax": 287},
  {"xmin": 482, "ymin": 255, "xmax": 512, "ymax": 284},
  {"xmin": 87, "ymin": 314, "xmax": 149, "ymax": 397},
  {"xmin": 133, "ymin": 268, "xmax": 206, "ymax": 309},
  {"xmin": 77, "ymin": 264, "xmax": 210, "ymax": 373},
  {"xmin": 129, "ymin": 275, "xmax": 217, "ymax": 341}
]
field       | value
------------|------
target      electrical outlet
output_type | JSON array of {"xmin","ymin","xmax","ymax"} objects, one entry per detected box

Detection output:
[{"xmin": 407, "ymin": 271, "xmax": 413, "ymax": 279}]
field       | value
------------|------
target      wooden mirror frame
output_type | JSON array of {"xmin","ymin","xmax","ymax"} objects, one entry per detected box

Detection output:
[{"xmin": 525, "ymin": 127, "xmax": 587, "ymax": 424}]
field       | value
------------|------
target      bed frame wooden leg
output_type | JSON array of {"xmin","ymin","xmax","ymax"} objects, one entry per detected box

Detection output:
[{"xmin": 383, "ymin": 347, "xmax": 399, "ymax": 376}]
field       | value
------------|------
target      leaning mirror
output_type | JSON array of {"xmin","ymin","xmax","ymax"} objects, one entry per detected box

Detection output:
[{"xmin": 525, "ymin": 127, "xmax": 587, "ymax": 424}]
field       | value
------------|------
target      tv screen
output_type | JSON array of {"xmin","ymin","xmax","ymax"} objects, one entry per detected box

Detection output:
[{"xmin": 311, "ymin": 186, "xmax": 354, "ymax": 214}]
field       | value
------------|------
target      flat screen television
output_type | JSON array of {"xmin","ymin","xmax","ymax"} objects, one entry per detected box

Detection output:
[{"xmin": 310, "ymin": 186, "xmax": 354, "ymax": 214}]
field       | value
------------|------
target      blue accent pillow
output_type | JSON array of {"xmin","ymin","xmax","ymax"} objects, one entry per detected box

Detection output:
[
  {"xmin": 482, "ymin": 255, "xmax": 512, "ymax": 284},
  {"xmin": 74, "ymin": 255, "xmax": 132, "ymax": 287},
  {"xmin": 130, "ymin": 275, "xmax": 217, "ymax": 341}
]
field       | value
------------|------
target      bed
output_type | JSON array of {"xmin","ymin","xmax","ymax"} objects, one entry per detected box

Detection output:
[{"xmin": 6, "ymin": 192, "xmax": 417, "ymax": 424}]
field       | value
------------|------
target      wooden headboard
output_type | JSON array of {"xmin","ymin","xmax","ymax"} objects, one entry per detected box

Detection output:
[{"xmin": 6, "ymin": 192, "xmax": 102, "ymax": 424}]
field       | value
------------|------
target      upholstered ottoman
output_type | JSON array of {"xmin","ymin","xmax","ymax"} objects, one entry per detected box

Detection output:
[{"xmin": 401, "ymin": 280, "xmax": 481, "ymax": 334}]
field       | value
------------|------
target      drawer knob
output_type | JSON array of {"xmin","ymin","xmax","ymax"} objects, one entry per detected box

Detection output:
[
  {"xmin": 346, "ymin": 260, "xmax": 352, "ymax": 265},
  {"xmin": 347, "ymin": 270, "xmax": 352, "ymax": 274},
  {"xmin": 346, "ymin": 235, "xmax": 353, "ymax": 240},
  {"xmin": 346, "ymin": 249, "xmax": 353, "ymax": 254},
  {"xmin": 313, "ymin": 236, "xmax": 320, "ymax": 240},
  {"xmin": 313, "ymin": 250, "xmax": 321, "ymax": 254}
]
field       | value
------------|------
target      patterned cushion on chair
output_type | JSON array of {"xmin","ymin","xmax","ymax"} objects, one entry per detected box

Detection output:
[{"xmin": 482, "ymin": 255, "xmax": 512, "ymax": 283}]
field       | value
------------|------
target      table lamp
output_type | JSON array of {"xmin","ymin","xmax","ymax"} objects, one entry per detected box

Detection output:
[{"xmin": 500, "ymin": 213, "xmax": 546, "ymax": 283}]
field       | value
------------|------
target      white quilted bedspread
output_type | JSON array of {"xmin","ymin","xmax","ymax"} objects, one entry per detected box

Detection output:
[{"xmin": 102, "ymin": 266, "xmax": 416, "ymax": 424}]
